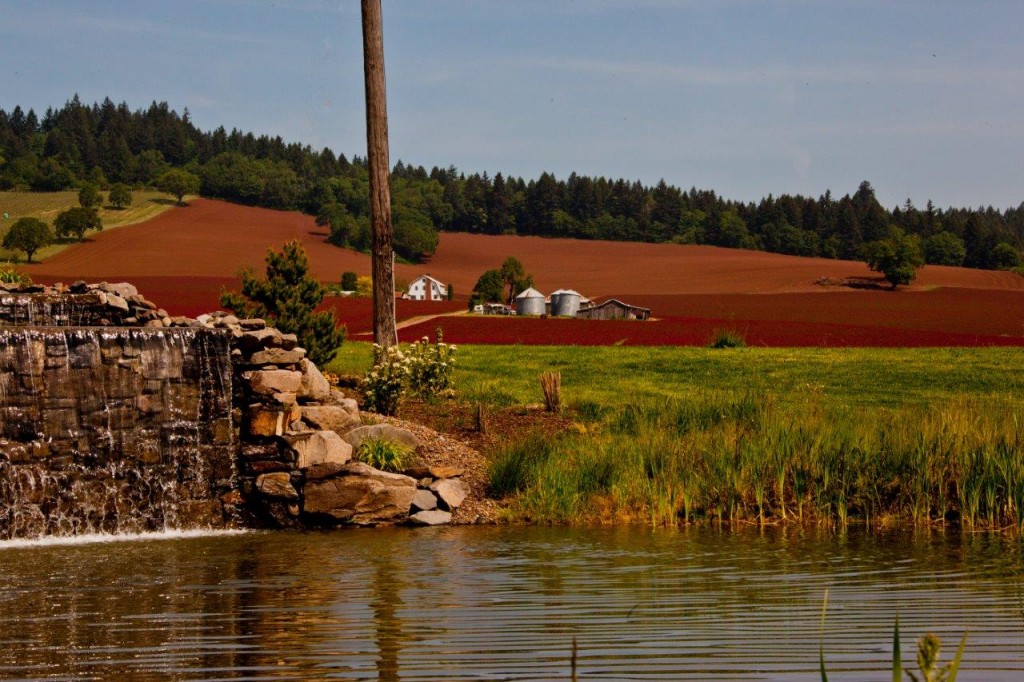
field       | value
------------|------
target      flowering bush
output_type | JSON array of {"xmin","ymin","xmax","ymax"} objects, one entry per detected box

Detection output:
[
  {"xmin": 362, "ymin": 329, "xmax": 457, "ymax": 415},
  {"xmin": 363, "ymin": 344, "xmax": 409, "ymax": 415},
  {"xmin": 406, "ymin": 328, "xmax": 457, "ymax": 398}
]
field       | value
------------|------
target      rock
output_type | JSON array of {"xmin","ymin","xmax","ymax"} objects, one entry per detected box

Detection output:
[
  {"xmin": 235, "ymin": 327, "xmax": 283, "ymax": 353},
  {"xmin": 239, "ymin": 318, "xmax": 266, "ymax": 330},
  {"xmin": 430, "ymin": 478, "xmax": 467, "ymax": 510},
  {"xmin": 302, "ymin": 461, "xmax": 417, "ymax": 525},
  {"xmin": 411, "ymin": 489, "xmax": 438, "ymax": 511},
  {"xmin": 298, "ymin": 358, "xmax": 332, "ymax": 401},
  {"xmin": 404, "ymin": 465, "xmax": 464, "ymax": 480},
  {"xmin": 249, "ymin": 347, "xmax": 306, "ymax": 366},
  {"xmin": 300, "ymin": 404, "xmax": 360, "ymax": 433},
  {"xmin": 246, "ymin": 369, "xmax": 303, "ymax": 396},
  {"xmin": 279, "ymin": 333, "xmax": 299, "ymax": 351},
  {"xmin": 343, "ymin": 424, "xmax": 419, "ymax": 451},
  {"xmin": 408, "ymin": 510, "xmax": 452, "ymax": 526},
  {"xmin": 305, "ymin": 461, "xmax": 348, "ymax": 481},
  {"xmin": 247, "ymin": 404, "xmax": 300, "ymax": 437},
  {"xmin": 106, "ymin": 294, "xmax": 130, "ymax": 313},
  {"xmin": 283, "ymin": 430, "xmax": 352, "ymax": 469},
  {"xmin": 256, "ymin": 472, "xmax": 299, "ymax": 500}
]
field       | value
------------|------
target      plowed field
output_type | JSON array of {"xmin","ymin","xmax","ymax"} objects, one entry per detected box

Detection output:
[{"xmin": 21, "ymin": 198, "xmax": 1024, "ymax": 345}]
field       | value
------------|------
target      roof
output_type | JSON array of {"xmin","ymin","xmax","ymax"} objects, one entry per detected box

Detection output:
[
  {"xmin": 590, "ymin": 298, "xmax": 651, "ymax": 312},
  {"xmin": 409, "ymin": 274, "xmax": 447, "ymax": 288},
  {"xmin": 515, "ymin": 287, "xmax": 544, "ymax": 299},
  {"xmin": 551, "ymin": 288, "xmax": 581, "ymax": 297}
]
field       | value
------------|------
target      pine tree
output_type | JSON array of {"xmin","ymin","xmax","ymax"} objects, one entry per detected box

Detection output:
[{"xmin": 220, "ymin": 240, "xmax": 345, "ymax": 366}]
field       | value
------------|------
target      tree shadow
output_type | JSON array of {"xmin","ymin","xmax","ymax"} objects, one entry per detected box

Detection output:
[{"xmin": 148, "ymin": 197, "xmax": 179, "ymax": 206}]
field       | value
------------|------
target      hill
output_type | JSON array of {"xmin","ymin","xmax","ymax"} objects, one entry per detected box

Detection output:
[{"xmin": 21, "ymin": 198, "xmax": 1024, "ymax": 343}]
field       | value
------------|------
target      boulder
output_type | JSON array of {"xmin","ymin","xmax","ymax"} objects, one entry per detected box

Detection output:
[
  {"xmin": 235, "ymin": 327, "xmax": 284, "ymax": 353},
  {"xmin": 343, "ymin": 424, "xmax": 419, "ymax": 451},
  {"xmin": 411, "ymin": 489, "xmax": 438, "ymax": 512},
  {"xmin": 298, "ymin": 358, "xmax": 332, "ymax": 401},
  {"xmin": 246, "ymin": 369, "xmax": 303, "ymax": 396},
  {"xmin": 300, "ymin": 404, "xmax": 360, "ymax": 433},
  {"xmin": 256, "ymin": 472, "xmax": 299, "ymax": 500},
  {"xmin": 408, "ymin": 510, "xmax": 452, "ymax": 526},
  {"xmin": 247, "ymin": 405, "xmax": 300, "ymax": 437},
  {"xmin": 250, "ymin": 347, "xmax": 306, "ymax": 366},
  {"xmin": 302, "ymin": 461, "xmax": 417, "ymax": 525},
  {"xmin": 403, "ymin": 465, "xmax": 464, "ymax": 480},
  {"xmin": 283, "ymin": 430, "xmax": 352, "ymax": 469},
  {"xmin": 430, "ymin": 478, "xmax": 467, "ymax": 510}
]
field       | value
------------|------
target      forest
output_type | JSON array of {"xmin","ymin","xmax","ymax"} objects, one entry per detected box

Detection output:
[{"xmin": 1, "ymin": 96, "xmax": 1022, "ymax": 269}]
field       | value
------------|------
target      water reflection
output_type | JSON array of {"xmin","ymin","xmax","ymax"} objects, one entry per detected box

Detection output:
[{"xmin": 0, "ymin": 526, "xmax": 1022, "ymax": 680}]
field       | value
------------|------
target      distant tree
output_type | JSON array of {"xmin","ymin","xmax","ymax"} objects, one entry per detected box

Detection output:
[
  {"xmin": 157, "ymin": 169, "xmax": 200, "ymax": 205},
  {"xmin": 990, "ymin": 242, "xmax": 1023, "ymax": 270},
  {"xmin": 78, "ymin": 183, "xmax": 101, "ymax": 209},
  {"xmin": 54, "ymin": 206, "xmax": 102, "ymax": 241},
  {"xmin": 2, "ymin": 217, "xmax": 54, "ymax": 263},
  {"xmin": 862, "ymin": 228, "xmax": 925, "ymax": 289},
  {"xmin": 108, "ymin": 183, "xmax": 133, "ymax": 209},
  {"xmin": 499, "ymin": 256, "xmax": 533, "ymax": 304},
  {"xmin": 220, "ymin": 240, "xmax": 345, "ymax": 366},
  {"xmin": 447, "ymin": 283, "xmax": 454, "ymax": 301},
  {"xmin": 340, "ymin": 271, "xmax": 359, "ymax": 292},
  {"xmin": 472, "ymin": 269, "xmax": 505, "ymax": 305},
  {"xmin": 923, "ymin": 231, "xmax": 966, "ymax": 266},
  {"xmin": 355, "ymin": 275, "xmax": 373, "ymax": 298}
]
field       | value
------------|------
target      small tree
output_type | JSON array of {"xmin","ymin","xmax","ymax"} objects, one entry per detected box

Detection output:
[
  {"xmin": 2, "ymin": 217, "xmax": 54, "ymax": 263},
  {"xmin": 220, "ymin": 240, "xmax": 346, "ymax": 366},
  {"xmin": 499, "ymin": 256, "xmax": 534, "ymax": 304},
  {"xmin": 54, "ymin": 206, "xmax": 102, "ymax": 241},
  {"xmin": 78, "ymin": 183, "xmax": 101, "ymax": 209},
  {"xmin": 340, "ymin": 271, "xmax": 359, "ymax": 291},
  {"xmin": 157, "ymin": 169, "xmax": 200, "ymax": 205},
  {"xmin": 108, "ymin": 183, "xmax": 133, "ymax": 209},
  {"xmin": 862, "ymin": 228, "xmax": 924, "ymax": 290},
  {"xmin": 472, "ymin": 269, "xmax": 505, "ymax": 304},
  {"xmin": 990, "ymin": 242, "xmax": 1023, "ymax": 270}
]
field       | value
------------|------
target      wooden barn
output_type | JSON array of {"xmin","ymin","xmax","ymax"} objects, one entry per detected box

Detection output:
[{"xmin": 576, "ymin": 298, "xmax": 651, "ymax": 321}]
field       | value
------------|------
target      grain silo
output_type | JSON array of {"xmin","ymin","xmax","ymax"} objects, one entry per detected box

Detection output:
[
  {"xmin": 550, "ymin": 289, "xmax": 582, "ymax": 317},
  {"xmin": 515, "ymin": 287, "xmax": 546, "ymax": 316}
]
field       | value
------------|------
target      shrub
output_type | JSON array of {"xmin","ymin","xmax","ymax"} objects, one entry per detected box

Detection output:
[
  {"xmin": 0, "ymin": 266, "xmax": 31, "ymax": 285},
  {"xmin": 357, "ymin": 437, "xmax": 411, "ymax": 473},
  {"xmin": 362, "ymin": 344, "xmax": 409, "ymax": 416},
  {"xmin": 708, "ymin": 329, "xmax": 746, "ymax": 348},
  {"xmin": 406, "ymin": 329, "xmax": 457, "ymax": 398},
  {"xmin": 488, "ymin": 431, "xmax": 559, "ymax": 498},
  {"xmin": 362, "ymin": 331, "xmax": 457, "ymax": 414},
  {"xmin": 340, "ymin": 271, "xmax": 358, "ymax": 291}
]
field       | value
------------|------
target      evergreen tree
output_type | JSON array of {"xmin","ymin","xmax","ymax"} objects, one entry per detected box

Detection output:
[{"xmin": 220, "ymin": 241, "xmax": 345, "ymax": 366}]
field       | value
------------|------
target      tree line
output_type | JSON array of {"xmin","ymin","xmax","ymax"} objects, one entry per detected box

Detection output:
[{"xmin": 1, "ymin": 96, "xmax": 1022, "ymax": 270}]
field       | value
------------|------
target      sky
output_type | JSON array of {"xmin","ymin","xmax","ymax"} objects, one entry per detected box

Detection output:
[{"xmin": 2, "ymin": 0, "xmax": 1022, "ymax": 210}]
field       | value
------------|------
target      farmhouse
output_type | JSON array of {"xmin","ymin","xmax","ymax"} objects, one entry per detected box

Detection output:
[
  {"xmin": 576, "ymin": 298, "xmax": 651, "ymax": 321},
  {"xmin": 403, "ymin": 274, "xmax": 448, "ymax": 301}
]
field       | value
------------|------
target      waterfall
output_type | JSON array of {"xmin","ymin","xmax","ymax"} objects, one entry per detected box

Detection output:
[{"xmin": 0, "ymin": 327, "xmax": 235, "ymax": 540}]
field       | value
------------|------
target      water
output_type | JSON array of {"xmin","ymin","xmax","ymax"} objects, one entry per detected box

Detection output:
[{"xmin": 0, "ymin": 525, "xmax": 1022, "ymax": 680}]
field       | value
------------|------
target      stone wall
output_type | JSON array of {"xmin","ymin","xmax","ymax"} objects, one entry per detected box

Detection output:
[
  {"xmin": 0, "ymin": 281, "xmax": 467, "ymax": 539},
  {"xmin": 0, "ymin": 326, "xmax": 235, "ymax": 539}
]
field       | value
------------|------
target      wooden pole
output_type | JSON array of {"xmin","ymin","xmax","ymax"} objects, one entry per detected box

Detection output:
[{"xmin": 361, "ymin": 0, "xmax": 397, "ymax": 347}]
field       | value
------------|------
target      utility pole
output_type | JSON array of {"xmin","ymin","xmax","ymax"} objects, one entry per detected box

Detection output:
[{"xmin": 361, "ymin": 0, "xmax": 397, "ymax": 347}]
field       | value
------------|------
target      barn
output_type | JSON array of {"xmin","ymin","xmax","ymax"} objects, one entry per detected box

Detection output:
[
  {"xmin": 576, "ymin": 298, "xmax": 651, "ymax": 321},
  {"xmin": 403, "ymin": 274, "xmax": 448, "ymax": 301}
]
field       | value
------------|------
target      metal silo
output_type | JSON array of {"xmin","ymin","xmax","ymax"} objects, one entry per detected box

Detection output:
[
  {"xmin": 515, "ymin": 287, "xmax": 546, "ymax": 316},
  {"xmin": 550, "ymin": 289, "xmax": 582, "ymax": 317}
]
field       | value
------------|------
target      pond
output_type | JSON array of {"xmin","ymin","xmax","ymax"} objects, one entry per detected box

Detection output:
[{"xmin": 1, "ymin": 525, "xmax": 1022, "ymax": 680}]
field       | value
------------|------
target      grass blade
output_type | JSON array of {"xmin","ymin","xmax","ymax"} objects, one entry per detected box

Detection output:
[
  {"xmin": 946, "ymin": 630, "xmax": 968, "ymax": 682},
  {"xmin": 819, "ymin": 589, "xmax": 830, "ymax": 682}
]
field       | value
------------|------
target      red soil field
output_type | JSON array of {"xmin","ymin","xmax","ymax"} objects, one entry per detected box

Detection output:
[
  {"xmin": 21, "ymin": 198, "xmax": 1024, "ymax": 345},
  {"xmin": 399, "ymin": 316, "xmax": 1024, "ymax": 348}
]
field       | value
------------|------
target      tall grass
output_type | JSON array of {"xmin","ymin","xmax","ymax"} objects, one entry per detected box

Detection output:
[{"xmin": 489, "ymin": 393, "xmax": 1024, "ymax": 528}]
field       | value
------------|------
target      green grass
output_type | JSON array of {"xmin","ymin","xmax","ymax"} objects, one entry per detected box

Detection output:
[
  {"xmin": 328, "ymin": 342, "xmax": 1024, "ymax": 410},
  {"xmin": 330, "ymin": 342, "xmax": 1024, "ymax": 528},
  {"xmin": 0, "ymin": 190, "xmax": 187, "ymax": 263}
]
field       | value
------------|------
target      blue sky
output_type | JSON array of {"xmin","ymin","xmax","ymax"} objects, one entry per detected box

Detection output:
[{"xmin": 2, "ymin": 0, "xmax": 1022, "ymax": 209}]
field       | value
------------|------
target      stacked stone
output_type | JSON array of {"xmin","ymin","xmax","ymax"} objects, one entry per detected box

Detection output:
[
  {"xmin": 0, "ymin": 281, "xmax": 198, "ymax": 328},
  {"xmin": 202, "ymin": 311, "xmax": 460, "ymax": 527}
]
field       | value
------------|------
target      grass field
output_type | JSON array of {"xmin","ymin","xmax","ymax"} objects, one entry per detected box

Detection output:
[
  {"xmin": 0, "ymin": 190, "xmax": 186, "ymax": 263},
  {"xmin": 329, "ymin": 342, "xmax": 1024, "ymax": 528},
  {"xmin": 328, "ymin": 342, "xmax": 1024, "ymax": 410}
]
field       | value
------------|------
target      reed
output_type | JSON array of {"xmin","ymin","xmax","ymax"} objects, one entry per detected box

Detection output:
[{"xmin": 490, "ymin": 392, "xmax": 1024, "ymax": 529}]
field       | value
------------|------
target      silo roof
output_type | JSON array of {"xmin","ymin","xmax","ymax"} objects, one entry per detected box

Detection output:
[{"xmin": 515, "ymin": 287, "xmax": 545, "ymax": 299}]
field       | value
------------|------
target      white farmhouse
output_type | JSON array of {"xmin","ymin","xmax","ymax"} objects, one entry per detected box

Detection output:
[{"xmin": 403, "ymin": 274, "xmax": 448, "ymax": 301}]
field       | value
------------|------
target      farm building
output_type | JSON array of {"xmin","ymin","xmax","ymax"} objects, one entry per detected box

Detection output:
[
  {"xmin": 515, "ymin": 287, "xmax": 546, "ymax": 316},
  {"xmin": 403, "ymin": 274, "xmax": 448, "ymax": 301},
  {"xmin": 549, "ymin": 289, "xmax": 583, "ymax": 317},
  {"xmin": 576, "ymin": 298, "xmax": 651, "ymax": 321}
]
